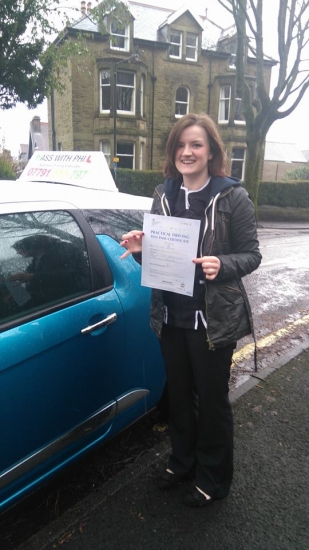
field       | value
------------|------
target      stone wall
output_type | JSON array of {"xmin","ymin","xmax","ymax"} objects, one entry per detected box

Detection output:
[{"xmin": 262, "ymin": 161, "xmax": 308, "ymax": 181}]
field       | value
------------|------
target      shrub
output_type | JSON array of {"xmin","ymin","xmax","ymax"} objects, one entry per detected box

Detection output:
[
  {"xmin": 0, "ymin": 157, "xmax": 16, "ymax": 180},
  {"xmin": 110, "ymin": 168, "xmax": 309, "ymax": 210},
  {"xmin": 258, "ymin": 181, "xmax": 309, "ymax": 208},
  {"xmin": 282, "ymin": 165, "xmax": 309, "ymax": 181},
  {"xmin": 113, "ymin": 168, "xmax": 163, "ymax": 197}
]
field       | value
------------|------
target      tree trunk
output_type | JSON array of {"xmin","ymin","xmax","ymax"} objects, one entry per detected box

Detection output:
[{"xmin": 243, "ymin": 134, "xmax": 265, "ymax": 215}]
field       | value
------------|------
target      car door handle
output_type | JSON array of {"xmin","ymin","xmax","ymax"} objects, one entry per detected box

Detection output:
[{"xmin": 81, "ymin": 313, "xmax": 117, "ymax": 335}]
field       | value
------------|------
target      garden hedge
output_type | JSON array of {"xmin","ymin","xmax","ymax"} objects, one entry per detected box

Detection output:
[{"xmin": 114, "ymin": 169, "xmax": 309, "ymax": 210}]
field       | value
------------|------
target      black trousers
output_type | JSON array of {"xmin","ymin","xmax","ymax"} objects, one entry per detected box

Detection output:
[{"xmin": 160, "ymin": 323, "xmax": 234, "ymax": 498}]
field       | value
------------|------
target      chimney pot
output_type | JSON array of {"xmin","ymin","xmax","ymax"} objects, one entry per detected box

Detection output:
[
  {"xmin": 81, "ymin": 1, "xmax": 86, "ymax": 14},
  {"xmin": 32, "ymin": 116, "xmax": 41, "ymax": 133}
]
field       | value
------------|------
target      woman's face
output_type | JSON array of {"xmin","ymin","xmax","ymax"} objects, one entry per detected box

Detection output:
[{"xmin": 174, "ymin": 125, "xmax": 213, "ymax": 182}]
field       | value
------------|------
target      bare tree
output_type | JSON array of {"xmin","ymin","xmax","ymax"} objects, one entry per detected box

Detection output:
[{"xmin": 218, "ymin": 0, "xmax": 309, "ymax": 208}]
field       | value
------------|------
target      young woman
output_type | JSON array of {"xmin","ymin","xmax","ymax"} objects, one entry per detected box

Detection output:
[{"xmin": 120, "ymin": 113, "xmax": 261, "ymax": 507}]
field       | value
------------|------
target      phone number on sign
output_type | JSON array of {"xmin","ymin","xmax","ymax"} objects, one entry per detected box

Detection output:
[{"xmin": 26, "ymin": 167, "xmax": 88, "ymax": 180}]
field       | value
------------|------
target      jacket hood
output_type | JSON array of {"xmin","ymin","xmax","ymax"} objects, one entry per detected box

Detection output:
[
  {"xmin": 210, "ymin": 175, "xmax": 242, "ymax": 196},
  {"xmin": 163, "ymin": 175, "xmax": 242, "ymax": 207}
]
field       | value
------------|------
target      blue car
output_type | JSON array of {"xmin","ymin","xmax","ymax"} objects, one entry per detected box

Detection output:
[{"xmin": 0, "ymin": 153, "xmax": 166, "ymax": 511}]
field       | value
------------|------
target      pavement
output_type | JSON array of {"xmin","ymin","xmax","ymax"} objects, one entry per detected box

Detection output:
[
  {"xmin": 16, "ymin": 340, "xmax": 309, "ymax": 550},
  {"xmin": 258, "ymin": 221, "xmax": 309, "ymax": 231}
]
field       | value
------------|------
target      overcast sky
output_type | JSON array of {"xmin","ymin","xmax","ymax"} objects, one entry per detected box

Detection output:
[{"xmin": 1, "ymin": 0, "xmax": 309, "ymax": 157}]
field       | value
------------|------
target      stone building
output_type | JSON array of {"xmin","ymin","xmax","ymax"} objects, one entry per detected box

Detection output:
[
  {"xmin": 49, "ymin": 1, "xmax": 274, "ymax": 177},
  {"xmin": 263, "ymin": 142, "xmax": 308, "ymax": 181}
]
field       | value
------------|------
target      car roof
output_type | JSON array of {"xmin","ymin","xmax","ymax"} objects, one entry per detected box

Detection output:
[{"xmin": 0, "ymin": 180, "xmax": 153, "ymax": 213}]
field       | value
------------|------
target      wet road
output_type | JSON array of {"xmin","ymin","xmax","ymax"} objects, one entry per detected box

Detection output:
[{"xmin": 232, "ymin": 224, "xmax": 309, "ymax": 385}]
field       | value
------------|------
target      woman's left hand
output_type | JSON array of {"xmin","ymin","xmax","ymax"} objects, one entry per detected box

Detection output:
[{"xmin": 193, "ymin": 256, "xmax": 221, "ymax": 280}]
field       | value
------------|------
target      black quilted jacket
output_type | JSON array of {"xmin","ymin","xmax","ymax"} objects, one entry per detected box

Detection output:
[{"xmin": 146, "ymin": 176, "xmax": 262, "ymax": 349}]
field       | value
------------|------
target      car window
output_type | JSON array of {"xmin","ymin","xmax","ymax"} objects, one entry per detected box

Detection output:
[
  {"xmin": 0, "ymin": 210, "xmax": 91, "ymax": 326},
  {"xmin": 82, "ymin": 209, "xmax": 144, "ymax": 241}
]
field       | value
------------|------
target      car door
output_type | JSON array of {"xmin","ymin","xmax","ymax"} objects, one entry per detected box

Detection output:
[{"xmin": 0, "ymin": 207, "xmax": 129, "ymax": 508}]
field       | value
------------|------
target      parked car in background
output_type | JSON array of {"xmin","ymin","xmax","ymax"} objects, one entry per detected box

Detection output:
[{"xmin": 0, "ymin": 152, "xmax": 165, "ymax": 511}]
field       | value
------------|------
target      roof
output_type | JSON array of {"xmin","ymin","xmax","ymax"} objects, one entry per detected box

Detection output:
[
  {"xmin": 264, "ymin": 142, "xmax": 308, "ymax": 163},
  {"xmin": 301, "ymin": 150, "xmax": 309, "ymax": 162},
  {"xmin": 0, "ymin": 181, "xmax": 152, "ymax": 213},
  {"xmin": 70, "ymin": 1, "xmax": 219, "ymax": 48},
  {"xmin": 158, "ymin": 5, "xmax": 204, "ymax": 31}
]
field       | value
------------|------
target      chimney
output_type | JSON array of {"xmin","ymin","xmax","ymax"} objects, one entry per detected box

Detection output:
[
  {"xmin": 32, "ymin": 116, "xmax": 41, "ymax": 133},
  {"xmin": 87, "ymin": 2, "xmax": 92, "ymax": 13},
  {"xmin": 81, "ymin": 1, "xmax": 86, "ymax": 14}
]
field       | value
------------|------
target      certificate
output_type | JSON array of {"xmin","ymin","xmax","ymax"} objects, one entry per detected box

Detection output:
[{"xmin": 141, "ymin": 213, "xmax": 200, "ymax": 296}]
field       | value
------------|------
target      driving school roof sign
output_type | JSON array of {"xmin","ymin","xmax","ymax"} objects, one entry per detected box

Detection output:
[{"xmin": 18, "ymin": 151, "xmax": 118, "ymax": 192}]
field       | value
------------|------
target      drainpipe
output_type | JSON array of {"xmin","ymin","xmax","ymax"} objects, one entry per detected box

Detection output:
[
  {"xmin": 150, "ymin": 45, "xmax": 157, "ymax": 170},
  {"xmin": 50, "ymin": 88, "xmax": 56, "ymax": 151},
  {"xmin": 207, "ymin": 54, "xmax": 213, "ymax": 114}
]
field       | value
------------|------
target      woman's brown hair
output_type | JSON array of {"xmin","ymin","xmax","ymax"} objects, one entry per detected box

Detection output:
[{"xmin": 163, "ymin": 113, "xmax": 227, "ymax": 178}]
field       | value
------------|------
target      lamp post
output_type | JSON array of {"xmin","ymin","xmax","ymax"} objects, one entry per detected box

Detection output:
[{"xmin": 113, "ymin": 53, "xmax": 139, "ymax": 181}]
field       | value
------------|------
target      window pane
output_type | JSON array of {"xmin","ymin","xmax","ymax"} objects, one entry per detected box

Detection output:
[
  {"xmin": 117, "ymin": 143, "xmax": 134, "ymax": 155},
  {"xmin": 83, "ymin": 209, "xmax": 144, "ymax": 243},
  {"xmin": 0, "ymin": 212, "xmax": 91, "ymax": 324},
  {"xmin": 100, "ymin": 70, "xmax": 110, "ymax": 112},
  {"xmin": 117, "ymin": 143, "xmax": 134, "ymax": 169},
  {"xmin": 119, "ymin": 157, "xmax": 133, "ymax": 169},
  {"xmin": 219, "ymin": 85, "xmax": 231, "ymax": 122},
  {"xmin": 111, "ymin": 22, "xmax": 125, "ymax": 36},
  {"xmin": 235, "ymin": 96, "xmax": 245, "ymax": 122},
  {"xmin": 231, "ymin": 148, "xmax": 245, "ymax": 179},
  {"xmin": 116, "ymin": 72, "xmax": 135, "ymax": 113},
  {"xmin": 170, "ymin": 30, "xmax": 181, "ymax": 58},
  {"xmin": 231, "ymin": 161, "xmax": 243, "ymax": 179},
  {"xmin": 175, "ymin": 103, "xmax": 188, "ymax": 116},
  {"xmin": 117, "ymin": 88, "xmax": 133, "ymax": 111},
  {"xmin": 102, "ymin": 87, "xmax": 110, "ymax": 111},
  {"xmin": 175, "ymin": 86, "xmax": 189, "ymax": 116},
  {"xmin": 101, "ymin": 141, "xmax": 111, "ymax": 166},
  {"xmin": 221, "ymin": 86, "xmax": 231, "ymax": 99},
  {"xmin": 110, "ymin": 23, "xmax": 128, "ymax": 50},
  {"xmin": 186, "ymin": 48, "xmax": 196, "ymax": 60},
  {"xmin": 114, "ymin": 36, "xmax": 125, "ymax": 49},
  {"xmin": 176, "ymin": 87, "xmax": 188, "ymax": 102},
  {"xmin": 186, "ymin": 33, "xmax": 197, "ymax": 60},
  {"xmin": 186, "ymin": 33, "xmax": 197, "ymax": 47},
  {"xmin": 117, "ymin": 72, "xmax": 134, "ymax": 86},
  {"xmin": 229, "ymin": 53, "xmax": 236, "ymax": 68},
  {"xmin": 101, "ymin": 70, "xmax": 110, "ymax": 85},
  {"xmin": 141, "ymin": 75, "xmax": 145, "ymax": 117},
  {"xmin": 232, "ymin": 148, "xmax": 245, "ymax": 160},
  {"xmin": 171, "ymin": 32, "xmax": 181, "ymax": 44},
  {"xmin": 170, "ymin": 44, "xmax": 180, "ymax": 56}
]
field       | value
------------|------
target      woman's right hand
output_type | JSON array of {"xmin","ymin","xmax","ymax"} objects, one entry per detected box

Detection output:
[{"xmin": 120, "ymin": 230, "xmax": 144, "ymax": 259}]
